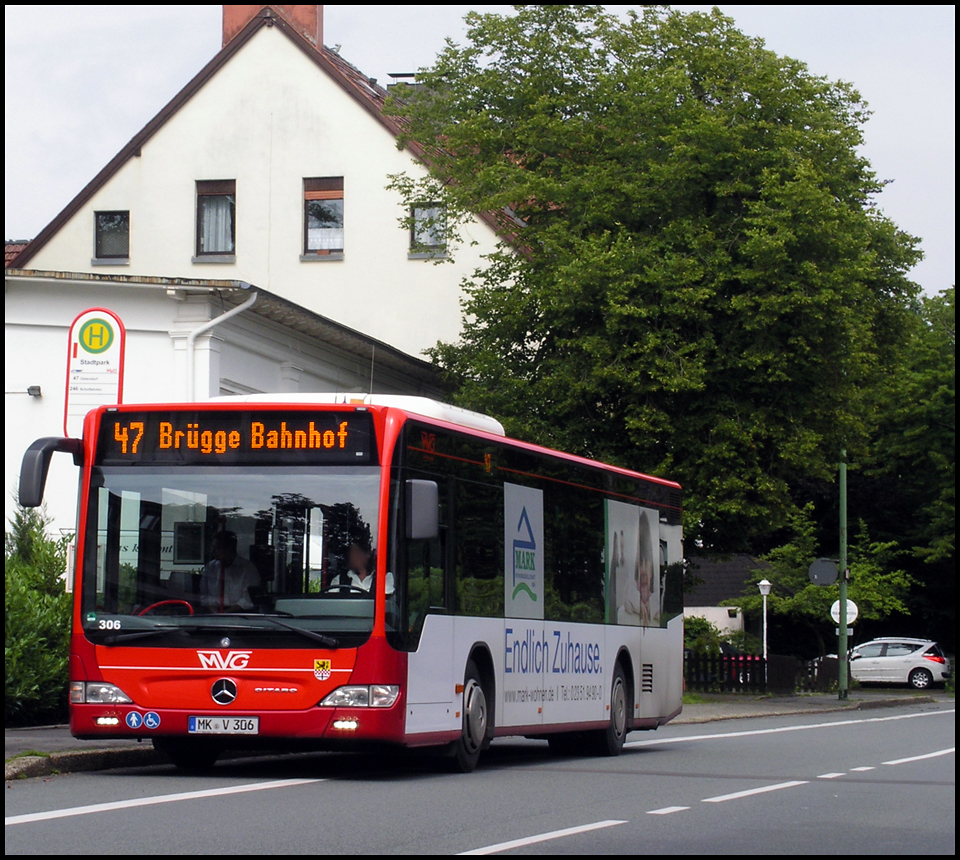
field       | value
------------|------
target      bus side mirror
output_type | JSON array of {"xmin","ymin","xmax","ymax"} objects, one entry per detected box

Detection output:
[
  {"xmin": 406, "ymin": 479, "xmax": 439, "ymax": 540},
  {"xmin": 19, "ymin": 437, "xmax": 84, "ymax": 508}
]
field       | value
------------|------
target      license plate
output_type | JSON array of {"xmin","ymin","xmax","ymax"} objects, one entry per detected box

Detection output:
[{"xmin": 188, "ymin": 716, "xmax": 259, "ymax": 735}]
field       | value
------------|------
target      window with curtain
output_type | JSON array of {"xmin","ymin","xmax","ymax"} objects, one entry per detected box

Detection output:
[
  {"xmin": 411, "ymin": 204, "xmax": 446, "ymax": 253},
  {"xmin": 196, "ymin": 180, "xmax": 236, "ymax": 256},
  {"xmin": 95, "ymin": 211, "xmax": 130, "ymax": 259},
  {"xmin": 304, "ymin": 177, "xmax": 344, "ymax": 254}
]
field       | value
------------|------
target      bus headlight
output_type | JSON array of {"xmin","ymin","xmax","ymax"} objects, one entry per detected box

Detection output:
[
  {"xmin": 370, "ymin": 684, "xmax": 400, "ymax": 707},
  {"xmin": 74, "ymin": 682, "xmax": 134, "ymax": 704},
  {"xmin": 319, "ymin": 685, "xmax": 399, "ymax": 708}
]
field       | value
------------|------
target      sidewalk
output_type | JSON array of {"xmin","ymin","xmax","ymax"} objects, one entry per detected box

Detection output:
[{"xmin": 6, "ymin": 689, "xmax": 948, "ymax": 780}]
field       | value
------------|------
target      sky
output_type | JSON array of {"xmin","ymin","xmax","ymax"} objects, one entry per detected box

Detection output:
[{"xmin": 4, "ymin": 5, "xmax": 955, "ymax": 295}]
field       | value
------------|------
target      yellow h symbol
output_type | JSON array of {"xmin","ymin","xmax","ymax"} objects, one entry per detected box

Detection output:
[
  {"xmin": 86, "ymin": 323, "xmax": 107, "ymax": 348},
  {"xmin": 78, "ymin": 318, "xmax": 114, "ymax": 354}
]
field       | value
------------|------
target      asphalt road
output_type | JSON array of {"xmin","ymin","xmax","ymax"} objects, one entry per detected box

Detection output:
[{"xmin": 5, "ymin": 700, "xmax": 954, "ymax": 855}]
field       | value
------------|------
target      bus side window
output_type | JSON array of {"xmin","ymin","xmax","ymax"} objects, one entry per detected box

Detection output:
[{"xmin": 453, "ymin": 478, "xmax": 503, "ymax": 618}]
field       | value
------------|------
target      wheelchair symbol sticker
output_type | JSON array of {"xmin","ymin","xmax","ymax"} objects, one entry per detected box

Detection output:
[{"xmin": 143, "ymin": 712, "xmax": 161, "ymax": 729}]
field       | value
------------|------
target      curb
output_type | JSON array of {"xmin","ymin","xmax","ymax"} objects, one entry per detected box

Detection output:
[
  {"xmin": 673, "ymin": 695, "xmax": 936, "ymax": 725},
  {"xmin": 5, "ymin": 746, "xmax": 162, "ymax": 781},
  {"xmin": 853, "ymin": 695, "xmax": 936, "ymax": 710}
]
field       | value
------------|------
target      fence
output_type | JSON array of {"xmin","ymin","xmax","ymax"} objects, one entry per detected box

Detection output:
[{"xmin": 684, "ymin": 653, "xmax": 841, "ymax": 694}]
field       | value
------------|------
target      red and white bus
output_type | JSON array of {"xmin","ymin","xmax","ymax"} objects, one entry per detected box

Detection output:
[{"xmin": 20, "ymin": 395, "xmax": 683, "ymax": 771}]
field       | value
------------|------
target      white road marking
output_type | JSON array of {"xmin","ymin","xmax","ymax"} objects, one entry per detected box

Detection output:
[
  {"xmin": 647, "ymin": 806, "xmax": 690, "ymax": 815},
  {"xmin": 817, "ymin": 772, "xmax": 845, "ymax": 779},
  {"xmin": 850, "ymin": 766, "xmax": 875, "ymax": 772},
  {"xmin": 882, "ymin": 747, "xmax": 955, "ymax": 766},
  {"xmin": 5, "ymin": 778, "xmax": 323, "ymax": 826},
  {"xmin": 626, "ymin": 708, "xmax": 955, "ymax": 749},
  {"xmin": 458, "ymin": 820, "xmax": 628, "ymax": 855},
  {"xmin": 702, "ymin": 781, "xmax": 808, "ymax": 804}
]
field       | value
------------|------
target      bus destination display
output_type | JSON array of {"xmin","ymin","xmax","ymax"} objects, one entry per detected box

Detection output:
[{"xmin": 97, "ymin": 410, "xmax": 375, "ymax": 465}]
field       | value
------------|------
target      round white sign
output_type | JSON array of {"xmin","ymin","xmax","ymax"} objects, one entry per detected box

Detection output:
[{"xmin": 830, "ymin": 599, "xmax": 858, "ymax": 625}]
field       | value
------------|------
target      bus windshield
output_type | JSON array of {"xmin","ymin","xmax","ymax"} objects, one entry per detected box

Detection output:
[{"xmin": 81, "ymin": 466, "xmax": 381, "ymax": 648}]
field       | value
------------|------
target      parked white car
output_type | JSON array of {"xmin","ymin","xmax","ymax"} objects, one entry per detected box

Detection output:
[{"xmin": 849, "ymin": 638, "xmax": 951, "ymax": 689}]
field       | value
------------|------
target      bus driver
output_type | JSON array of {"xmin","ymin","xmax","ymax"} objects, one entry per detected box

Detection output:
[
  {"xmin": 201, "ymin": 531, "xmax": 261, "ymax": 612},
  {"xmin": 335, "ymin": 541, "xmax": 394, "ymax": 595}
]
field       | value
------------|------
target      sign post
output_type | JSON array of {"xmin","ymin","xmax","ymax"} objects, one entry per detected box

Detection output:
[
  {"xmin": 64, "ymin": 308, "xmax": 125, "ymax": 438},
  {"xmin": 838, "ymin": 449, "xmax": 849, "ymax": 700}
]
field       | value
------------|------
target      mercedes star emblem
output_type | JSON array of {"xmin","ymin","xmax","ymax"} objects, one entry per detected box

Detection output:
[{"xmin": 211, "ymin": 678, "xmax": 238, "ymax": 705}]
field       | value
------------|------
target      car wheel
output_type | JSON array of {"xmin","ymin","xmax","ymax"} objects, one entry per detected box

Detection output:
[{"xmin": 909, "ymin": 667, "xmax": 933, "ymax": 690}]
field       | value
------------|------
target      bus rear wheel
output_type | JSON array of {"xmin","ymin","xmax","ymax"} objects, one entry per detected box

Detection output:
[
  {"xmin": 590, "ymin": 663, "xmax": 629, "ymax": 756},
  {"xmin": 447, "ymin": 660, "xmax": 488, "ymax": 773}
]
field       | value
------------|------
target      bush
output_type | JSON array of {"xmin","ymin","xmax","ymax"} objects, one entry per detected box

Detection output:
[
  {"xmin": 684, "ymin": 616, "xmax": 725, "ymax": 655},
  {"xmin": 5, "ymin": 504, "xmax": 72, "ymax": 726},
  {"xmin": 724, "ymin": 629, "xmax": 762, "ymax": 655}
]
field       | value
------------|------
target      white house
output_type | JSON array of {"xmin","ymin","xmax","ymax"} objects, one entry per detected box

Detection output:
[
  {"xmin": 8, "ymin": 5, "xmax": 500, "ymax": 357},
  {"xmin": 8, "ymin": 6, "xmax": 500, "ymax": 357},
  {"xmin": 5, "ymin": 5, "xmax": 503, "ymax": 533}
]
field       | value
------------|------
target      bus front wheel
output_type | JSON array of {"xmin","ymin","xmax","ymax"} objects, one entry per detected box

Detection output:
[{"xmin": 447, "ymin": 660, "xmax": 488, "ymax": 773}]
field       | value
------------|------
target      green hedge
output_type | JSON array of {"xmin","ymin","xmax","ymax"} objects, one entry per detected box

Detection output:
[{"xmin": 5, "ymin": 505, "xmax": 72, "ymax": 726}]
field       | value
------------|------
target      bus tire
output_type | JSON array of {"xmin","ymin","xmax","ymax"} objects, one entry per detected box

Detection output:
[
  {"xmin": 447, "ymin": 660, "xmax": 488, "ymax": 773},
  {"xmin": 153, "ymin": 737, "xmax": 220, "ymax": 771},
  {"xmin": 591, "ymin": 663, "xmax": 629, "ymax": 757}
]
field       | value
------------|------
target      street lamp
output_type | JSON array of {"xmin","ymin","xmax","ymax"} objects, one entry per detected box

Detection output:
[{"xmin": 758, "ymin": 579, "xmax": 772, "ymax": 684}]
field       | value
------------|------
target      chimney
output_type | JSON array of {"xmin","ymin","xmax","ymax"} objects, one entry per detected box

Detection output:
[{"xmin": 223, "ymin": 5, "xmax": 323, "ymax": 49}]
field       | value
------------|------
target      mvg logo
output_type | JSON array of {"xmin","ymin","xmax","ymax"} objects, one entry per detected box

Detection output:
[{"xmin": 197, "ymin": 650, "xmax": 252, "ymax": 670}]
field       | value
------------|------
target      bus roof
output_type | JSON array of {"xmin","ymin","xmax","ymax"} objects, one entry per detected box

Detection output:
[
  {"xmin": 210, "ymin": 393, "xmax": 680, "ymax": 491},
  {"xmin": 213, "ymin": 393, "xmax": 506, "ymax": 437}
]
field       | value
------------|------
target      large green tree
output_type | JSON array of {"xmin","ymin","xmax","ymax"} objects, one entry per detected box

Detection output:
[
  {"xmin": 861, "ymin": 288, "xmax": 955, "ymax": 562},
  {"xmin": 850, "ymin": 287, "xmax": 955, "ymax": 643},
  {"xmin": 388, "ymin": 5, "xmax": 921, "ymax": 551}
]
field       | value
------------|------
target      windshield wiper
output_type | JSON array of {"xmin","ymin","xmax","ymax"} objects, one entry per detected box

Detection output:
[
  {"xmin": 93, "ymin": 626, "xmax": 183, "ymax": 646},
  {"xmin": 191, "ymin": 614, "xmax": 339, "ymax": 648}
]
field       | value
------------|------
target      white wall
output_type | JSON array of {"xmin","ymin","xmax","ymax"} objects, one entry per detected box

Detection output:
[
  {"xmin": 25, "ymin": 25, "xmax": 500, "ymax": 358},
  {"xmin": 684, "ymin": 607, "xmax": 744, "ymax": 637},
  {"xmin": 4, "ymin": 275, "xmax": 435, "ymax": 535}
]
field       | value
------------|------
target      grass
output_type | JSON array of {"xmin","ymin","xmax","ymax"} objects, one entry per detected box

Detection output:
[
  {"xmin": 682, "ymin": 691, "xmax": 710, "ymax": 704},
  {"xmin": 5, "ymin": 749, "xmax": 51, "ymax": 762}
]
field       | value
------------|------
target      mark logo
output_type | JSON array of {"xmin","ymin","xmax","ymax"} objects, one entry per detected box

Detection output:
[
  {"xmin": 314, "ymin": 659, "xmax": 332, "ymax": 681},
  {"xmin": 512, "ymin": 507, "xmax": 538, "ymax": 602},
  {"xmin": 504, "ymin": 483, "xmax": 544, "ymax": 620},
  {"xmin": 198, "ymin": 650, "xmax": 252, "ymax": 670}
]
